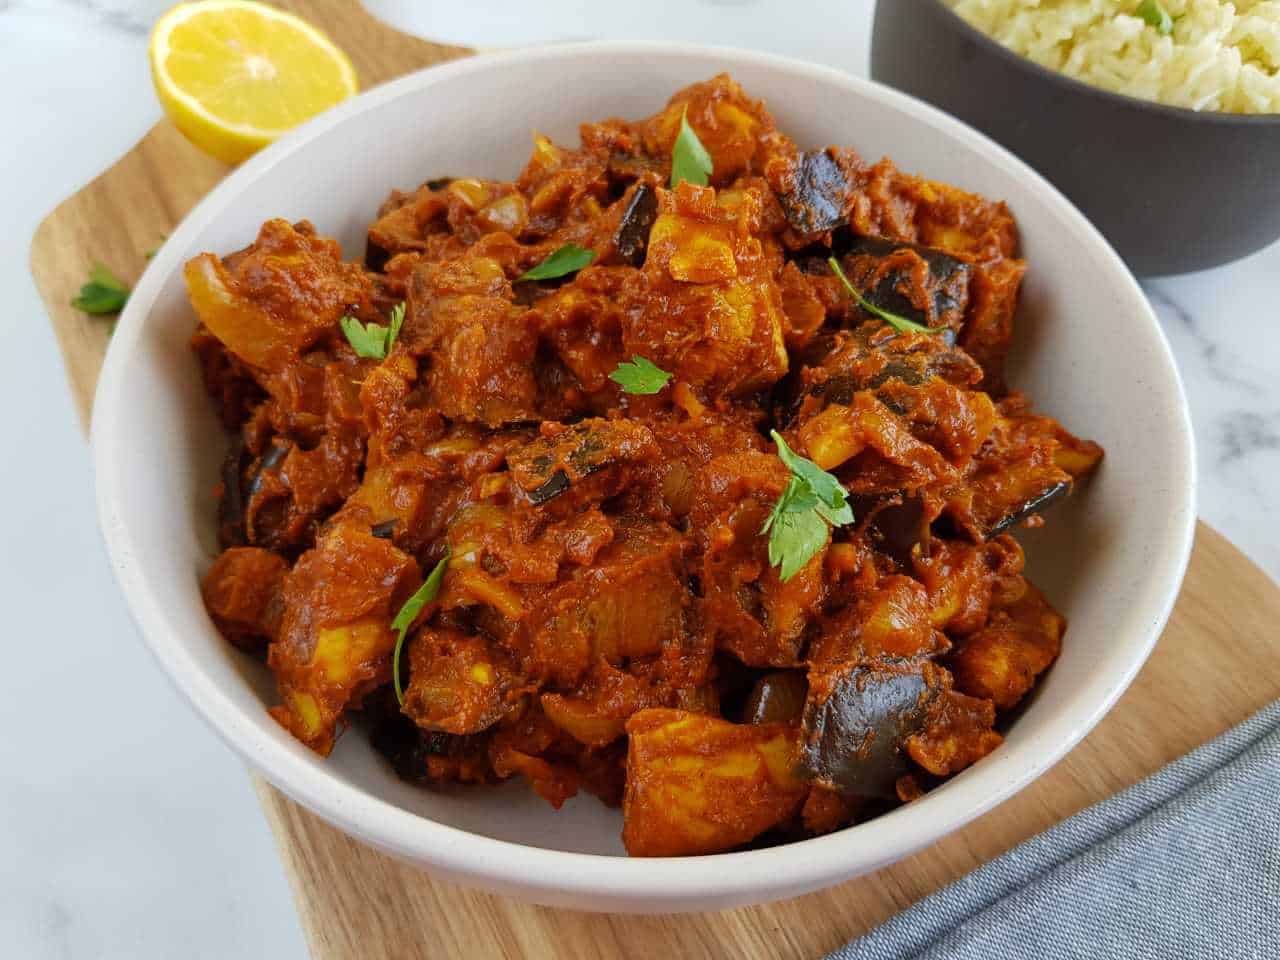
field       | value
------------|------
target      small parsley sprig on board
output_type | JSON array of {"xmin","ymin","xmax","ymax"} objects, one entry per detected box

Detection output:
[
  {"xmin": 71, "ymin": 263, "xmax": 130, "ymax": 315},
  {"xmin": 760, "ymin": 431, "xmax": 854, "ymax": 581}
]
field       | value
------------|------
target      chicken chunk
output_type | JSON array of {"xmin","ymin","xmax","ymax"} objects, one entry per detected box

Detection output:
[{"xmin": 623, "ymin": 709, "xmax": 806, "ymax": 856}]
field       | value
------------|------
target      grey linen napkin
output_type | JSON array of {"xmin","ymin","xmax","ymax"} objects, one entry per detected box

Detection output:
[{"xmin": 828, "ymin": 699, "xmax": 1280, "ymax": 960}]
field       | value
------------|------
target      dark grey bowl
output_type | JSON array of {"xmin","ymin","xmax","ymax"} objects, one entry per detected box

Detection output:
[{"xmin": 871, "ymin": 0, "xmax": 1280, "ymax": 276}]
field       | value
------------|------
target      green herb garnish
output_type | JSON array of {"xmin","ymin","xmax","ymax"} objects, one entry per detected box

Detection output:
[
  {"xmin": 760, "ymin": 430, "xmax": 854, "ymax": 582},
  {"xmin": 1135, "ymin": 0, "xmax": 1174, "ymax": 34},
  {"xmin": 71, "ymin": 262, "xmax": 130, "ymax": 315},
  {"xmin": 339, "ymin": 301, "xmax": 405, "ymax": 360},
  {"xmin": 828, "ymin": 257, "xmax": 933, "ymax": 336},
  {"xmin": 519, "ymin": 243, "xmax": 595, "ymax": 281},
  {"xmin": 387, "ymin": 300, "xmax": 406, "ymax": 349},
  {"xmin": 392, "ymin": 548, "xmax": 450, "ymax": 704},
  {"xmin": 670, "ymin": 106, "xmax": 713, "ymax": 189},
  {"xmin": 609, "ymin": 355, "xmax": 673, "ymax": 395}
]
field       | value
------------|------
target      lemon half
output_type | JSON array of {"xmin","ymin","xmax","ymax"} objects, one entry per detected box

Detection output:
[{"xmin": 149, "ymin": 0, "xmax": 358, "ymax": 164}]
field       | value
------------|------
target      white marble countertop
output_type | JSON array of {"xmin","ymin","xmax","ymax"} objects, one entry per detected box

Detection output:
[{"xmin": 3, "ymin": 1, "xmax": 1276, "ymax": 957}]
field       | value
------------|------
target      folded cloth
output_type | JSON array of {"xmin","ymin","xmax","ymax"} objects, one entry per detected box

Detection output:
[{"xmin": 829, "ymin": 699, "xmax": 1280, "ymax": 960}]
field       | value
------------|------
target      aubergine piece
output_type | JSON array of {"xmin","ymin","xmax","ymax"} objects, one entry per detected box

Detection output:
[
  {"xmin": 613, "ymin": 184, "xmax": 658, "ymax": 267},
  {"xmin": 771, "ymin": 327, "xmax": 984, "ymax": 428},
  {"xmin": 848, "ymin": 493, "xmax": 930, "ymax": 567},
  {"xmin": 525, "ymin": 470, "xmax": 570, "ymax": 505},
  {"xmin": 845, "ymin": 235, "xmax": 971, "ymax": 329},
  {"xmin": 965, "ymin": 426, "xmax": 1077, "ymax": 539},
  {"xmin": 218, "ymin": 438, "xmax": 292, "ymax": 548},
  {"xmin": 825, "ymin": 328, "xmax": 980, "ymax": 393},
  {"xmin": 799, "ymin": 660, "xmax": 943, "ymax": 797},
  {"xmin": 241, "ymin": 441, "xmax": 292, "ymax": 546},
  {"xmin": 370, "ymin": 519, "xmax": 398, "ymax": 540},
  {"xmin": 778, "ymin": 149, "xmax": 857, "ymax": 235},
  {"xmin": 744, "ymin": 671, "xmax": 808, "ymax": 725},
  {"xmin": 794, "ymin": 231, "xmax": 971, "ymax": 331},
  {"xmin": 364, "ymin": 238, "xmax": 392, "ymax": 273},
  {"xmin": 985, "ymin": 479, "xmax": 1071, "ymax": 537},
  {"xmin": 369, "ymin": 707, "xmax": 488, "ymax": 785},
  {"xmin": 245, "ymin": 441, "xmax": 289, "ymax": 503},
  {"xmin": 217, "ymin": 437, "xmax": 249, "ymax": 548},
  {"xmin": 507, "ymin": 418, "xmax": 658, "ymax": 506},
  {"xmin": 607, "ymin": 149, "xmax": 667, "ymax": 187}
]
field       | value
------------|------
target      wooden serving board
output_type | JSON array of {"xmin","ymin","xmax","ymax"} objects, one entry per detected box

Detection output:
[{"xmin": 30, "ymin": 3, "xmax": 1280, "ymax": 956}]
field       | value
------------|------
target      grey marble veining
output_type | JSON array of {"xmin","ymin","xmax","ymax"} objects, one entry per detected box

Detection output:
[
  {"xmin": 1144, "ymin": 285, "xmax": 1262, "ymax": 394},
  {"xmin": 6, "ymin": 0, "xmax": 171, "ymax": 34},
  {"xmin": 2, "ymin": 2, "xmax": 1277, "ymax": 958}
]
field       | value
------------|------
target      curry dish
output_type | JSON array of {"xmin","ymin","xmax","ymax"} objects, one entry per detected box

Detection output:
[{"xmin": 194, "ymin": 75, "xmax": 1102, "ymax": 857}]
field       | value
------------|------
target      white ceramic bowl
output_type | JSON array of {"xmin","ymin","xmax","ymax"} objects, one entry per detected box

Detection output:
[{"xmin": 92, "ymin": 42, "xmax": 1196, "ymax": 913}]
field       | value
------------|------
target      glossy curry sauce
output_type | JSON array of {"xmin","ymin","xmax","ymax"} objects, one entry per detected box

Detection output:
[{"xmin": 193, "ymin": 75, "xmax": 1102, "ymax": 857}]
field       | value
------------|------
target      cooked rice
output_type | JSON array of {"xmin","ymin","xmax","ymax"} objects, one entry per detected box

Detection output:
[{"xmin": 943, "ymin": 0, "xmax": 1280, "ymax": 112}]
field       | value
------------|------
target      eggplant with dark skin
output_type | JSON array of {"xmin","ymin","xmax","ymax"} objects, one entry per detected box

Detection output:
[
  {"xmin": 370, "ymin": 519, "xmax": 398, "ymax": 540},
  {"xmin": 218, "ymin": 438, "xmax": 290, "ymax": 548},
  {"xmin": 848, "ymin": 493, "xmax": 930, "ymax": 567},
  {"xmin": 842, "ymin": 234, "xmax": 971, "ymax": 330},
  {"xmin": 368, "ymin": 698, "xmax": 487, "ymax": 785},
  {"xmin": 794, "ymin": 231, "xmax": 972, "ymax": 332},
  {"xmin": 507, "ymin": 418, "xmax": 658, "ymax": 506},
  {"xmin": 985, "ymin": 480, "xmax": 1071, "ymax": 536},
  {"xmin": 777, "ymin": 149, "xmax": 859, "ymax": 235},
  {"xmin": 613, "ymin": 184, "xmax": 658, "ymax": 267},
  {"xmin": 218, "ymin": 437, "xmax": 248, "ymax": 548},
  {"xmin": 963, "ymin": 408, "xmax": 1100, "ymax": 540},
  {"xmin": 241, "ymin": 441, "xmax": 291, "ymax": 544},
  {"xmin": 364, "ymin": 239, "xmax": 392, "ymax": 273},
  {"xmin": 771, "ymin": 326, "xmax": 982, "ymax": 429},
  {"xmin": 743, "ymin": 671, "xmax": 808, "ymax": 725},
  {"xmin": 799, "ymin": 660, "xmax": 943, "ymax": 798}
]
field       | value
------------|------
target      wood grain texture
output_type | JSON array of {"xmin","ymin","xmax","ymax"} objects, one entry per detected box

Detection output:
[{"xmin": 28, "ymin": 3, "xmax": 1280, "ymax": 957}]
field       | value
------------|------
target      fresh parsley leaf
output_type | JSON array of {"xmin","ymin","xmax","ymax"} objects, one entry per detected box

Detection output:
[
  {"xmin": 1135, "ymin": 0, "xmax": 1174, "ymax": 34},
  {"xmin": 609, "ymin": 355, "xmax": 673, "ymax": 395},
  {"xmin": 387, "ymin": 301, "xmax": 406, "ymax": 347},
  {"xmin": 670, "ymin": 106, "xmax": 713, "ymax": 189},
  {"xmin": 519, "ymin": 243, "xmax": 595, "ymax": 281},
  {"xmin": 766, "ymin": 503, "xmax": 830, "ymax": 583},
  {"xmin": 771, "ymin": 430, "xmax": 852, "ymax": 520},
  {"xmin": 71, "ymin": 262, "xmax": 130, "ymax": 315},
  {"xmin": 340, "ymin": 316, "xmax": 390, "ymax": 359},
  {"xmin": 760, "ymin": 431, "xmax": 854, "ymax": 582},
  {"xmin": 339, "ymin": 301, "xmax": 406, "ymax": 360},
  {"xmin": 828, "ymin": 257, "xmax": 934, "ymax": 336},
  {"xmin": 392, "ymin": 548, "xmax": 450, "ymax": 704},
  {"xmin": 761, "ymin": 476, "xmax": 814, "ymax": 536}
]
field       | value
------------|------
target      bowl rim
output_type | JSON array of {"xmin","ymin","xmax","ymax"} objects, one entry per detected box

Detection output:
[
  {"xmin": 920, "ymin": 0, "xmax": 1280, "ymax": 125},
  {"xmin": 91, "ymin": 40, "xmax": 1197, "ymax": 908}
]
